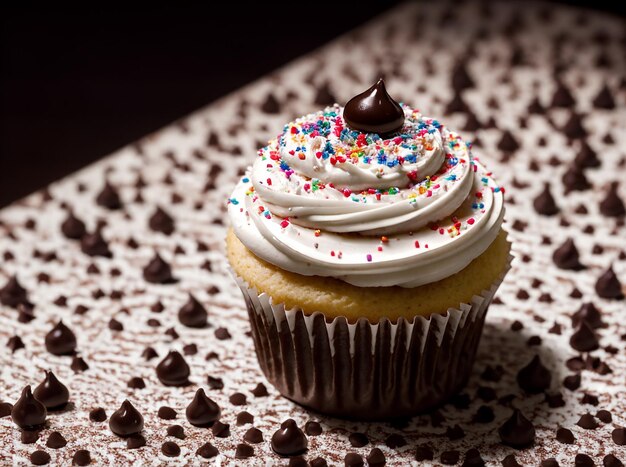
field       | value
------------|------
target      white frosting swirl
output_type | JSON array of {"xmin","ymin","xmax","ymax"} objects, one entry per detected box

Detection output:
[{"xmin": 227, "ymin": 105, "xmax": 505, "ymax": 287}]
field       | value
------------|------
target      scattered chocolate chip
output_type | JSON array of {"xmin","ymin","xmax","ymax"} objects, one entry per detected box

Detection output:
[
  {"xmin": 127, "ymin": 377, "xmax": 145, "ymax": 389},
  {"xmin": 441, "ymin": 450, "xmax": 460, "ymax": 465},
  {"xmin": 142, "ymin": 253, "xmax": 176, "ymax": 284},
  {"xmin": 597, "ymin": 410, "xmax": 612, "ymax": 423},
  {"xmin": 451, "ymin": 61, "xmax": 474, "ymax": 92},
  {"xmin": 212, "ymin": 420, "xmax": 230, "ymax": 438},
  {"xmin": 33, "ymin": 370, "xmax": 70, "ymax": 410},
  {"xmin": 0, "ymin": 275, "xmax": 29, "ymax": 308},
  {"xmin": 148, "ymin": 207, "xmax": 175, "ymax": 235},
  {"xmin": 517, "ymin": 355, "xmax": 552, "ymax": 393},
  {"xmin": 186, "ymin": 388, "xmax": 220, "ymax": 427},
  {"xmin": 367, "ymin": 448, "xmax": 386, "ymax": 467},
  {"xmin": 593, "ymin": 83, "xmax": 616, "ymax": 109},
  {"xmin": 70, "ymin": 356, "xmax": 88, "ymax": 373},
  {"xmin": 344, "ymin": 452, "xmax": 364, "ymax": 467},
  {"xmin": 445, "ymin": 425, "xmax": 465, "ymax": 441},
  {"xmin": 21, "ymin": 430, "xmax": 39, "ymax": 444},
  {"xmin": 197, "ymin": 442, "xmax": 219, "ymax": 459},
  {"xmin": 214, "ymin": 327, "xmax": 231, "ymax": 340},
  {"xmin": 562, "ymin": 165, "xmax": 590, "ymax": 193},
  {"xmin": 581, "ymin": 393, "xmax": 600, "ymax": 406},
  {"xmin": 0, "ymin": 402, "xmax": 12, "ymax": 418},
  {"xmin": 445, "ymin": 92, "xmax": 470, "ymax": 114},
  {"xmin": 564, "ymin": 373, "xmax": 582, "ymax": 391},
  {"xmin": 603, "ymin": 454, "xmax": 624, "ymax": 467},
  {"xmin": 260, "ymin": 93, "xmax": 281, "ymax": 114},
  {"xmin": 612, "ymin": 428, "xmax": 626, "ymax": 445},
  {"xmin": 556, "ymin": 427, "xmax": 575, "ymax": 444},
  {"xmin": 30, "ymin": 450, "xmax": 51, "ymax": 465},
  {"xmin": 126, "ymin": 434, "xmax": 146, "ymax": 449},
  {"xmin": 551, "ymin": 81, "xmax": 575, "ymax": 107},
  {"xmin": 462, "ymin": 448, "xmax": 485, "ymax": 467},
  {"xmin": 541, "ymin": 458, "xmax": 559, "ymax": 467},
  {"xmin": 236, "ymin": 411, "xmax": 254, "ymax": 426},
  {"xmin": 600, "ymin": 183, "xmax": 625, "ymax": 217},
  {"xmin": 89, "ymin": 407, "xmax": 106, "ymax": 422},
  {"xmin": 385, "ymin": 433, "xmax": 407, "ymax": 448},
  {"xmin": 46, "ymin": 431, "xmax": 67, "ymax": 449},
  {"xmin": 109, "ymin": 400, "xmax": 143, "ymax": 437},
  {"xmin": 553, "ymin": 238, "xmax": 584, "ymax": 270},
  {"xmin": 498, "ymin": 409, "xmax": 535, "ymax": 449},
  {"xmin": 314, "ymin": 82, "xmax": 336, "ymax": 106},
  {"xmin": 230, "ymin": 392, "xmax": 247, "ymax": 406},
  {"xmin": 164, "ymin": 327, "xmax": 179, "ymax": 340},
  {"xmin": 271, "ymin": 419, "xmax": 308, "ymax": 457},
  {"xmin": 244, "ymin": 427, "xmax": 264, "ymax": 444},
  {"xmin": 473, "ymin": 405, "xmax": 495, "ymax": 423},
  {"xmin": 178, "ymin": 294, "xmax": 208, "ymax": 328},
  {"xmin": 502, "ymin": 454, "xmax": 523, "ymax": 467},
  {"xmin": 161, "ymin": 441, "xmax": 180, "ymax": 457},
  {"xmin": 235, "ymin": 443, "xmax": 254, "ymax": 459},
  {"xmin": 108, "ymin": 318, "xmax": 123, "ymax": 331},
  {"xmin": 80, "ymin": 230, "xmax": 112, "ymax": 257},
  {"xmin": 11, "ymin": 386, "xmax": 47, "ymax": 430},
  {"xmin": 7, "ymin": 335, "xmax": 24, "ymax": 352},
  {"xmin": 156, "ymin": 351, "xmax": 190, "ymax": 386},
  {"xmin": 44, "ymin": 320, "xmax": 77, "ymax": 356},
  {"xmin": 166, "ymin": 424, "xmax": 185, "ymax": 439},
  {"xmin": 61, "ymin": 212, "xmax": 86, "ymax": 239},
  {"xmin": 575, "ymin": 454, "xmax": 595, "ymax": 467},
  {"xmin": 497, "ymin": 130, "xmax": 520, "ymax": 152},
  {"xmin": 534, "ymin": 184, "xmax": 559, "ymax": 215},
  {"xmin": 573, "ymin": 302, "xmax": 604, "ymax": 329},
  {"xmin": 251, "ymin": 383, "xmax": 268, "ymax": 397},
  {"xmin": 72, "ymin": 449, "xmax": 91, "ymax": 465},
  {"xmin": 595, "ymin": 266, "xmax": 624, "ymax": 299},
  {"xmin": 577, "ymin": 413, "xmax": 599, "ymax": 430},
  {"xmin": 575, "ymin": 142, "xmax": 600, "ymax": 168},
  {"xmin": 562, "ymin": 113, "xmax": 587, "ymax": 140},
  {"xmin": 415, "ymin": 445, "xmax": 434, "ymax": 462},
  {"xmin": 96, "ymin": 182, "xmax": 122, "ymax": 209},
  {"xmin": 570, "ymin": 321, "xmax": 600, "ymax": 352},
  {"xmin": 349, "ymin": 432, "xmax": 369, "ymax": 447},
  {"xmin": 207, "ymin": 375, "xmax": 224, "ymax": 390}
]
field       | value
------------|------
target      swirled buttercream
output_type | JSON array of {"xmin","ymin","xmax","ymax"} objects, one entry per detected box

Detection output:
[{"xmin": 228, "ymin": 104, "xmax": 505, "ymax": 287}]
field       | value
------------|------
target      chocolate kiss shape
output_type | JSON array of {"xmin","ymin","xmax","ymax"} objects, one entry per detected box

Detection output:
[
  {"xmin": 552, "ymin": 238, "xmax": 584, "ymax": 270},
  {"xmin": 33, "ymin": 371, "xmax": 70, "ymax": 410},
  {"xmin": 45, "ymin": 320, "xmax": 77, "ymax": 356},
  {"xmin": 11, "ymin": 385, "xmax": 47, "ymax": 430},
  {"xmin": 271, "ymin": 419, "xmax": 308, "ymax": 457},
  {"xmin": 178, "ymin": 294, "xmax": 208, "ymax": 328},
  {"xmin": 498, "ymin": 409, "xmax": 535, "ymax": 449},
  {"xmin": 186, "ymin": 388, "xmax": 221, "ymax": 427},
  {"xmin": 570, "ymin": 321, "xmax": 599, "ymax": 352},
  {"xmin": 595, "ymin": 266, "xmax": 624, "ymax": 299},
  {"xmin": 343, "ymin": 79, "xmax": 405, "ymax": 135},
  {"xmin": 148, "ymin": 206, "xmax": 175, "ymax": 235},
  {"xmin": 516, "ymin": 355, "xmax": 552, "ymax": 394},
  {"xmin": 156, "ymin": 351, "xmax": 190, "ymax": 386},
  {"xmin": 0, "ymin": 275, "xmax": 29, "ymax": 308},
  {"xmin": 61, "ymin": 211, "xmax": 86, "ymax": 239},
  {"xmin": 572, "ymin": 302, "xmax": 603, "ymax": 329},
  {"xmin": 109, "ymin": 400, "xmax": 144, "ymax": 437},
  {"xmin": 143, "ymin": 253, "xmax": 175, "ymax": 284}
]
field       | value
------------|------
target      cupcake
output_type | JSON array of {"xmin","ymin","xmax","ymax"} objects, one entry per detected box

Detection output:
[{"xmin": 227, "ymin": 79, "xmax": 510, "ymax": 420}]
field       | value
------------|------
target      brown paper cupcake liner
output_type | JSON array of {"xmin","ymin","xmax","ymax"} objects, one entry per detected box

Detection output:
[{"xmin": 233, "ymin": 251, "xmax": 512, "ymax": 420}]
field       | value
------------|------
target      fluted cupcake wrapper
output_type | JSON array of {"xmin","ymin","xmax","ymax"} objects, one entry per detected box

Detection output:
[{"xmin": 233, "ymin": 253, "xmax": 512, "ymax": 421}]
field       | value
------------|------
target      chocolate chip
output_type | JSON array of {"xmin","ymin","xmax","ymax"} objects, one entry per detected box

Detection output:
[
  {"xmin": 148, "ymin": 206, "xmax": 175, "ymax": 235},
  {"xmin": 235, "ymin": 443, "xmax": 254, "ymax": 459},
  {"xmin": 349, "ymin": 432, "xmax": 368, "ymax": 447},
  {"xmin": 546, "ymin": 392, "xmax": 565, "ymax": 408},
  {"xmin": 11, "ymin": 385, "xmax": 47, "ymax": 430},
  {"xmin": 498, "ymin": 409, "xmax": 535, "ymax": 448},
  {"xmin": 108, "ymin": 318, "xmax": 123, "ymax": 331},
  {"xmin": 61, "ymin": 212, "xmax": 86, "ymax": 239},
  {"xmin": 445, "ymin": 425, "xmax": 465, "ymax": 441},
  {"xmin": 0, "ymin": 275, "xmax": 29, "ymax": 308},
  {"xmin": 80, "ymin": 230, "xmax": 112, "ymax": 257},
  {"xmin": 164, "ymin": 327, "xmax": 179, "ymax": 340},
  {"xmin": 612, "ymin": 428, "xmax": 626, "ymax": 445},
  {"xmin": 451, "ymin": 61, "xmax": 474, "ymax": 92},
  {"xmin": 211, "ymin": 420, "xmax": 230, "ymax": 438},
  {"xmin": 572, "ymin": 302, "xmax": 604, "ymax": 329},
  {"xmin": 597, "ymin": 410, "xmax": 612, "ymax": 423},
  {"xmin": 236, "ymin": 411, "xmax": 254, "ymax": 426},
  {"xmin": 186, "ymin": 388, "xmax": 220, "ymax": 427},
  {"xmin": 541, "ymin": 458, "xmax": 559, "ymax": 467},
  {"xmin": 533, "ymin": 184, "xmax": 559, "ymax": 215},
  {"xmin": 214, "ymin": 327, "xmax": 231, "ymax": 340},
  {"xmin": 367, "ymin": 448, "xmax": 386, "ymax": 467},
  {"xmin": 109, "ymin": 400, "xmax": 143, "ymax": 437},
  {"xmin": 166, "ymin": 424, "xmax": 185, "ymax": 439},
  {"xmin": 207, "ymin": 375, "xmax": 224, "ymax": 390},
  {"xmin": 517, "ymin": 355, "xmax": 552, "ymax": 393},
  {"xmin": 44, "ymin": 320, "xmax": 77, "ymax": 356},
  {"xmin": 30, "ymin": 450, "xmax": 51, "ymax": 465},
  {"xmin": 502, "ymin": 454, "xmax": 523, "ymax": 467},
  {"xmin": 497, "ymin": 130, "xmax": 520, "ymax": 152},
  {"xmin": 602, "ymin": 454, "xmax": 624, "ymax": 467},
  {"xmin": 462, "ymin": 448, "xmax": 485, "ymax": 467},
  {"xmin": 581, "ymin": 393, "xmax": 600, "ymax": 406},
  {"xmin": 564, "ymin": 373, "xmax": 582, "ymax": 391},
  {"xmin": 72, "ymin": 450, "xmax": 91, "ymax": 465},
  {"xmin": 33, "ymin": 370, "xmax": 70, "ymax": 410},
  {"xmin": 196, "ymin": 442, "xmax": 219, "ymax": 459},
  {"xmin": 570, "ymin": 321, "xmax": 600, "ymax": 352},
  {"xmin": 178, "ymin": 294, "xmax": 208, "ymax": 328},
  {"xmin": 251, "ymin": 383, "xmax": 268, "ymax": 397},
  {"xmin": 415, "ymin": 445, "xmax": 434, "ymax": 461},
  {"xmin": 575, "ymin": 454, "xmax": 595, "ymax": 467},
  {"xmin": 142, "ymin": 253, "xmax": 176, "ymax": 284},
  {"xmin": 553, "ymin": 238, "xmax": 584, "ymax": 270},
  {"xmin": 344, "ymin": 453, "xmax": 364, "ymax": 467},
  {"xmin": 575, "ymin": 142, "xmax": 600, "ymax": 168},
  {"xmin": 562, "ymin": 113, "xmax": 587, "ymax": 139},
  {"xmin": 314, "ymin": 82, "xmax": 336, "ymax": 106},
  {"xmin": 96, "ymin": 182, "xmax": 122, "ymax": 210},
  {"xmin": 445, "ymin": 92, "xmax": 469, "ymax": 114},
  {"xmin": 21, "ymin": 430, "xmax": 39, "ymax": 444},
  {"xmin": 229, "ymin": 392, "xmax": 246, "ymax": 406},
  {"xmin": 244, "ymin": 427, "xmax": 263, "ymax": 444},
  {"xmin": 271, "ymin": 419, "xmax": 308, "ymax": 457},
  {"xmin": 473, "ymin": 405, "xmax": 495, "ymax": 423},
  {"xmin": 551, "ymin": 81, "xmax": 575, "ymax": 107},
  {"xmin": 156, "ymin": 351, "xmax": 190, "ymax": 386},
  {"xmin": 600, "ymin": 183, "xmax": 625, "ymax": 217},
  {"xmin": 562, "ymin": 165, "xmax": 590, "ymax": 193},
  {"xmin": 260, "ymin": 92, "xmax": 281, "ymax": 114},
  {"xmin": 528, "ymin": 97, "xmax": 545, "ymax": 114},
  {"xmin": 593, "ymin": 83, "xmax": 615, "ymax": 109},
  {"xmin": 304, "ymin": 421, "xmax": 322, "ymax": 436},
  {"xmin": 595, "ymin": 266, "xmax": 624, "ymax": 299},
  {"xmin": 89, "ymin": 407, "xmax": 106, "ymax": 422},
  {"xmin": 142, "ymin": 347, "xmax": 158, "ymax": 361},
  {"xmin": 161, "ymin": 441, "xmax": 180, "ymax": 457},
  {"xmin": 0, "ymin": 402, "xmax": 12, "ymax": 418},
  {"xmin": 126, "ymin": 434, "xmax": 146, "ymax": 449},
  {"xmin": 556, "ymin": 427, "xmax": 575, "ymax": 444},
  {"xmin": 46, "ymin": 431, "xmax": 67, "ymax": 449},
  {"xmin": 441, "ymin": 450, "xmax": 460, "ymax": 465},
  {"xmin": 577, "ymin": 413, "xmax": 599, "ymax": 430},
  {"xmin": 7, "ymin": 335, "xmax": 24, "ymax": 352}
]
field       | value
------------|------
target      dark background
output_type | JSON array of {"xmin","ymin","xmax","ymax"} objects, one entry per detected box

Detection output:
[{"xmin": 1, "ymin": 1, "xmax": 624, "ymax": 208}]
